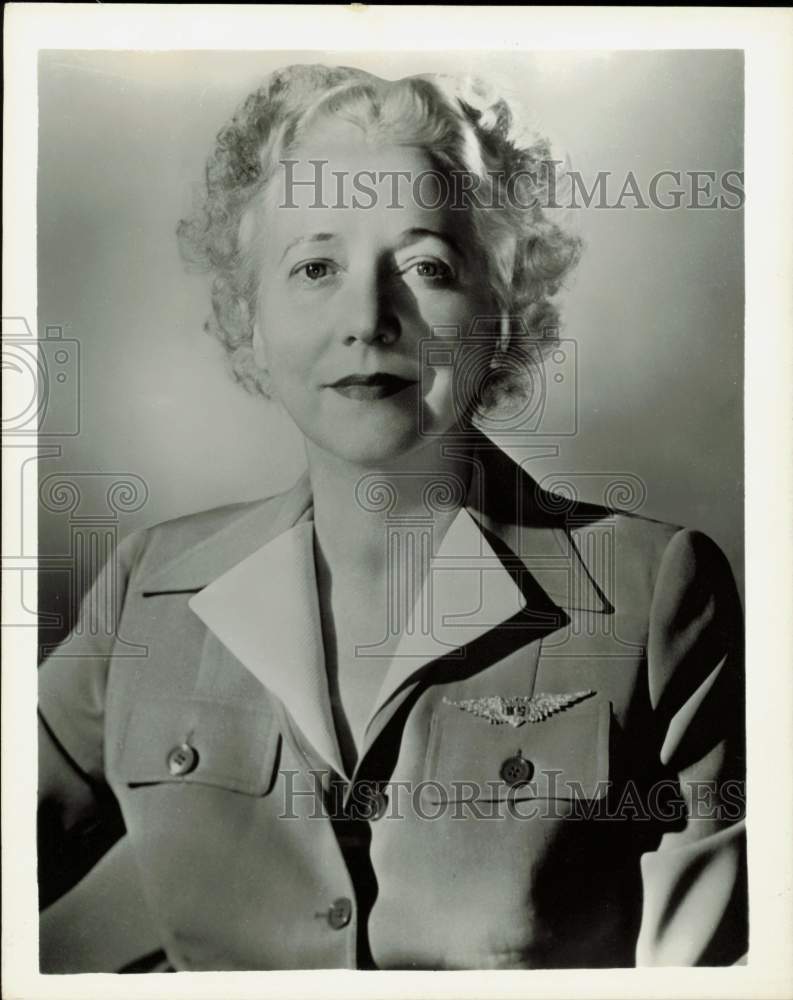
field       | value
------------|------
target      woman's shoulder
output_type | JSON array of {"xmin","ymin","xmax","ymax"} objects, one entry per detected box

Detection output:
[
  {"xmin": 478, "ymin": 445, "xmax": 736, "ymax": 614},
  {"xmin": 480, "ymin": 443, "xmax": 688, "ymax": 560},
  {"xmin": 528, "ymin": 482, "xmax": 732, "ymax": 592},
  {"xmin": 145, "ymin": 493, "xmax": 281, "ymax": 541},
  {"xmin": 124, "ymin": 475, "xmax": 311, "ymax": 590}
]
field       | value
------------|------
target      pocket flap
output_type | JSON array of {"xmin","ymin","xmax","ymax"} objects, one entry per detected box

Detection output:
[
  {"xmin": 424, "ymin": 696, "xmax": 610, "ymax": 802},
  {"xmin": 113, "ymin": 695, "xmax": 280, "ymax": 796}
]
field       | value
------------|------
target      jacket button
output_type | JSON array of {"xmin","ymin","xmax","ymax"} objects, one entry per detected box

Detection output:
[
  {"xmin": 166, "ymin": 743, "xmax": 199, "ymax": 776},
  {"xmin": 327, "ymin": 897, "xmax": 352, "ymax": 930},
  {"xmin": 500, "ymin": 752, "xmax": 533, "ymax": 786}
]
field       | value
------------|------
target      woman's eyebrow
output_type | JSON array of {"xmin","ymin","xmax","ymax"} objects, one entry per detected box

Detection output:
[
  {"xmin": 279, "ymin": 232, "xmax": 337, "ymax": 262},
  {"xmin": 394, "ymin": 227, "xmax": 464, "ymax": 258}
]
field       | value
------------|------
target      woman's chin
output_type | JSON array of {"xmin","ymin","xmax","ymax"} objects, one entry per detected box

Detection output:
[{"xmin": 306, "ymin": 425, "xmax": 429, "ymax": 470}]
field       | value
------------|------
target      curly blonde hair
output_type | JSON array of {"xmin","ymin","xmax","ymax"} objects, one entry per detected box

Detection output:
[{"xmin": 177, "ymin": 64, "xmax": 582, "ymax": 409}]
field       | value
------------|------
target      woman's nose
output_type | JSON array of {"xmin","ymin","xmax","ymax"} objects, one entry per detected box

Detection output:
[{"xmin": 337, "ymin": 272, "xmax": 400, "ymax": 347}]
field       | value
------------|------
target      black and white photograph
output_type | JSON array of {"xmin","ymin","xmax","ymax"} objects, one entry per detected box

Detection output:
[{"xmin": 3, "ymin": 6, "xmax": 793, "ymax": 997}]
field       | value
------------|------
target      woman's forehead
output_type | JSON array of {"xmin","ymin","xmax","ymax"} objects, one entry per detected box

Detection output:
[
  {"xmin": 275, "ymin": 137, "xmax": 435, "ymax": 203},
  {"xmin": 263, "ymin": 140, "xmax": 470, "ymax": 254},
  {"xmin": 266, "ymin": 197, "xmax": 466, "ymax": 258}
]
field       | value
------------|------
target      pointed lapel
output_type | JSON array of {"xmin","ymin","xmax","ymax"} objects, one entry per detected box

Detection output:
[
  {"xmin": 465, "ymin": 438, "xmax": 614, "ymax": 615},
  {"xmin": 187, "ymin": 520, "xmax": 347, "ymax": 779}
]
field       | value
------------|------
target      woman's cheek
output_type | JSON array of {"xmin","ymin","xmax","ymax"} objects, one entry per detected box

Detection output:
[
  {"xmin": 415, "ymin": 288, "xmax": 470, "ymax": 328},
  {"xmin": 269, "ymin": 347, "xmax": 308, "ymax": 389}
]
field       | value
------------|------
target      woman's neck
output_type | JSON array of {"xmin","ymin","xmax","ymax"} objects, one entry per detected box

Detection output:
[{"xmin": 306, "ymin": 435, "xmax": 474, "ymax": 579}]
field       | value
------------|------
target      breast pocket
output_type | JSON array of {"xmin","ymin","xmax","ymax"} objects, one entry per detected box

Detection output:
[
  {"xmin": 422, "ymin": 696, "xmax": 611, "ymax": 805},
  {"xmin": 110, "ymin": 694, "xmax": 281, "ymax": 797}
]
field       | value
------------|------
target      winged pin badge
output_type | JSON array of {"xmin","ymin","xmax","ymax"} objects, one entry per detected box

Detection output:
[{"xmin": 442, "ymin": 690, "xmax": 595, "ymax": 727}]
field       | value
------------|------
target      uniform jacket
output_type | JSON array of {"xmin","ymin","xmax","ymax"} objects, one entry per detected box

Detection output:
[{"xmin": 38, "ymin": 439, "xmax": 747, "ymax": 971}]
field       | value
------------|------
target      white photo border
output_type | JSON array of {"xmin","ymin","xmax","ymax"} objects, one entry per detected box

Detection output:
[{"xmin": 3, "ymin": 5, "xmax": 792, "ymax": 999}]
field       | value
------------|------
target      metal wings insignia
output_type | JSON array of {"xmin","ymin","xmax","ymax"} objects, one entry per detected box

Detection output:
[{"xmin": 442, "ymin": 690, "xmax": 596, "ymax": 727}]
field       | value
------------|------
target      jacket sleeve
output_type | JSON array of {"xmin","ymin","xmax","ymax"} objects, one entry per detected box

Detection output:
[
  {"xmin": 37, "ymin": 529, "xmax": 146, "ymax": 908},
  {"xmin": 636, "ymin": 528, "xmax": 747, "ymax": 965}
]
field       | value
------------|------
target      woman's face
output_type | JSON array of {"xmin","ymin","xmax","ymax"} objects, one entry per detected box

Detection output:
[{"xmin": 253, "ymin": 127, "xmax": 492, "ymax": 468}]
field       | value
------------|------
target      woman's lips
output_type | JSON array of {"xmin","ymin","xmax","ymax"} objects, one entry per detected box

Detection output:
[{"xmin": 327, "ymin": 373, "xmax": 418, "ymax": 401}]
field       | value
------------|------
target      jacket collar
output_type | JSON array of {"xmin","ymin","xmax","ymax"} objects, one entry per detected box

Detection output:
[
  {"xmin": 137, "ymin": 443, "xmax": 612, "ymax": 777},
  {"xmin": 185, "ymin": 503, "xmax": 527, "ymax": 778},
  {"xmin": 137, "ymin": 444, "xmax": 611, "ymax": 614},
  {"xmin": 138, "ymin": 472, "xmax": 314, "ymax": 596}
]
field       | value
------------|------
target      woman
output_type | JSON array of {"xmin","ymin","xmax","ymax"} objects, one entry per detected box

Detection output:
[{"xmin": 38, "ymin": 64, "xmax": 746, "ymax": 971}]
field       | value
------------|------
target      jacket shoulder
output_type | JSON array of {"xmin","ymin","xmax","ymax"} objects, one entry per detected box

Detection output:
[
  {"xmin": 126, "ymin": 484, "xmax": 307, "ymax": 591},
  {"xmin": 516, "ymin": 469, "xmax": 685, "ymax": 558},
  {"xmin": 479, "ymin": 442, "xmax": 684, "ymax": 554},
  {"xmin": 144, "ymin": 495, "xmax": 279, "ymax": 544}
]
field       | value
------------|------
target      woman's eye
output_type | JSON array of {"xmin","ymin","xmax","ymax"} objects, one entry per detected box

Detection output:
[
  {"xmin": 407, "ymin": 259, "xmax": 455, "ymax": 283},
  {"xmin": 297, "ymin": 261, "xmax": 329, "ymax": 281},
  {"xmin": 288, "ymin": 259, "xmax": 337, "ymax": 284}
]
